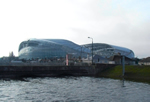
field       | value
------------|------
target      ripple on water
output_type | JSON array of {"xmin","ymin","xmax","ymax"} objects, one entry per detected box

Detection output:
[{"xmin": 0, "ymin": 77, "xmax": 150, "ymax": 102}]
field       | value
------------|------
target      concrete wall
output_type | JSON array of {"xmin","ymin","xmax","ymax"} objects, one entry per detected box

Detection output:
[{"xmin": 0, "ymin": 64, "xmax": 116, "ymax": 78}]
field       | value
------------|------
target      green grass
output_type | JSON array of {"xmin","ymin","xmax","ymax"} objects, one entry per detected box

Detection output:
[{"xmin": 97, "ymin": 65, "xmax": 150, "ymax": 83}]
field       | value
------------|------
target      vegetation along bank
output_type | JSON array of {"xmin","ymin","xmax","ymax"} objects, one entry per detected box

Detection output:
[{"xmin": 97, "ymin": 65, "xmax": 150, "ymax": 84}]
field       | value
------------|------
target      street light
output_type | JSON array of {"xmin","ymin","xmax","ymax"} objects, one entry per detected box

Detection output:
[{"xmin": 88, "ymin": 37, "xmax": 93, "ymax": 65}]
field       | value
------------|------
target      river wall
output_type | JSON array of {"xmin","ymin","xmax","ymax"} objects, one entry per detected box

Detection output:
[{"xmin": 0, "ymin": 63, "xmax": 116, "ymax": 78}]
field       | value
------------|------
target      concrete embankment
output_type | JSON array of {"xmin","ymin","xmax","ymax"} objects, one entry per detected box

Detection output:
[
  {"xmin": 97, "ymin": 65, "xmax": 150, "ymax": 83},
  {"xmin": 0, "ymin": 63, "xmax": 116, "ymax": 78}
]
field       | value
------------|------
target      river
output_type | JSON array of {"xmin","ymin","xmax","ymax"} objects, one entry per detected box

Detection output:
[{"xmin": 0, "ymin": 77, "xmax": 150, "ymax": 102}]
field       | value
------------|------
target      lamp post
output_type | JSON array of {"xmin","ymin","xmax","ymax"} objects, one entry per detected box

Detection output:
[{"xmin": 88, "ymin": 37, "xmax": 93, "ymax": 65}]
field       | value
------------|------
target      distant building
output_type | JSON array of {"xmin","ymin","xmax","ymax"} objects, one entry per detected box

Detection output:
[
  {"xmin": 109, "ymin": 55, "xmax": 135, "ymax": 65},
  {"xmin": 0, "ymin": 56, "xmax": 19, "ymax": 63},
  {"xmin": 9, "ymin": 51, "xmax": 15, "ymax": 57},
  {"xmin": 93, "ymin": 55, "xmax": 109, "ymax": 64},
  {"xmin": 139, "ymin": 57, "xmax": 150, "ymax": 65},
  {"xmin": 0, "ymin": 51, "xmax": 17, "ymax": 63}
]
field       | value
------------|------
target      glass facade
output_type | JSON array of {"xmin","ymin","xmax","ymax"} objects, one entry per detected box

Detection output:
[
  {"xmin": 83, "ymin": 43, "xmax": 135, "ymax": 59},
  {"xmin": 18, "ymin": 39, "xmax": 134, "ymax": 60},
  {"xmin": 18, "ymin": 39, "xmax": 91, "ymax": 59}
]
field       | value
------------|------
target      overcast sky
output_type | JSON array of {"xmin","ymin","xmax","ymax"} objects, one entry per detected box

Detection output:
[{"xmin": 0, "ymin": 0, "xmax": 150, "ymax": 58}]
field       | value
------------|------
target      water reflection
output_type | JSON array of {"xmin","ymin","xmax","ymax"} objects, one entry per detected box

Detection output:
[{"xmin": 122, "ymin": 78, "xmax": 125, "ymax": 87}]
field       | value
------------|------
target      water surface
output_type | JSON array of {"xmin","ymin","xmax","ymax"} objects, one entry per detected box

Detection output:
[{"xmin": 0, "ymin": 77, "xmax": 150, "ymax": 102}]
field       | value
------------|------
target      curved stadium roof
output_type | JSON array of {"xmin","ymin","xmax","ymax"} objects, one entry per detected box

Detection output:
[
  {"xmin": 18, "ymin": 39, "xmax": 91, "ymax": 59},
  {"xmin": 18, "ymin": 39, "xmax": 134, "ymax": 59},
  {"xmin": 83, "ymin": 43, "xmax": 134, "ymax": 59},
  {"xmin": 31, "ymin": 39, "xmax": 91, "ymax": 53}
]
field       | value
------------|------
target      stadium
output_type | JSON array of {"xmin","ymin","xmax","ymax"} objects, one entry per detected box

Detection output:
[
  {"xmin": 18, "ymin": 39, "xmax": 134, "ymax": 60},
  {"xmin": 18, "ymin": 39, "xmax": 91, "ymax": 60},
  {"xmin": 83, "ymin": 43, "xmax": 134, "ymax": 59}
]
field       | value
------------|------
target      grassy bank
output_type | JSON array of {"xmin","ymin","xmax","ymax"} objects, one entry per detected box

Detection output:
[{"xmin": 97, "ymin": 65, "xmax": 150, "ymax": 83}]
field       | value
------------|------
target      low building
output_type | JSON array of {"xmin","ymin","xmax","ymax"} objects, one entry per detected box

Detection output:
[
  {"xmin": 109, "ymin": 55, "xmax": 135, "ymax": 65},
  {"xmin": 139, "ymin": 57, "xmax": 150, "ymax": 65},
  {"xmin": 93, "ymin": 55, "xmax": 109, "ymax": 64}
]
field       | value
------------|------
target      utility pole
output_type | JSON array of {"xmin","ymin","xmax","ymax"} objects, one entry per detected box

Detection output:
[
  {"xmin": 122, "ymin": 56, "xmax": 125, "ymax": 76},
  {"xmin": 88, "ymin": 37, "xmax": 93, "ymax": 65}
]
